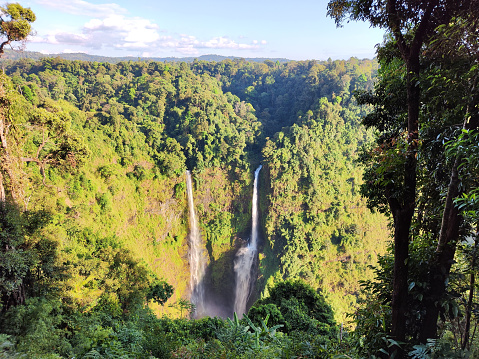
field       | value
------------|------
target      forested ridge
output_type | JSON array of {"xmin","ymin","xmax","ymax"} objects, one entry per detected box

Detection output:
[
  {"xmin": 0, "ymin": 0, "xmax": 478, "ymax": 355},
  {"xmin": 0, "ymin": 49, "xmax": 291, "ymax": 65}
]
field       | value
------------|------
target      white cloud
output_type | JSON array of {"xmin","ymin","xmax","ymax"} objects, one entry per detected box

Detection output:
[
  {"xmin": 83, "ymin": 15, "xmax": 160, "ymax": 47},
  {"xmin": 203, "ymin": 37, "xmax": 253, "ymax": 49},
  {"xmin": 36, "ymin": 14, "xmax": 161, "ymax": 51},
  {"xmin": 156, "ymin": 35, "xmax": 264, "ymax": 54},
  {"xmin": 35, "ymin": 0, "xmax": 126, "ymax": 17},
  {"xmin": 37, "ymin": 27, "xmax": 267, "ymax": 55},
  {"xmin": 55, "ymin": 32, "xmax": 89, "ymax": 45},
  {"xmin": 33, "ymin": 0, "xmax": 267, "ymax": 56}
]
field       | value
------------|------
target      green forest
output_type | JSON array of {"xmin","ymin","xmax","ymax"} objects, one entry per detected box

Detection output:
[{"xmin": 0, "ymin": 1, "xmax": 478, "ymax": 358}]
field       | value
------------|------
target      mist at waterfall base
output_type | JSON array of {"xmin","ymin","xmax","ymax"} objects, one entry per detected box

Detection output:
[{"xmin": 185, "ymin": 166, "xmax": 263, "ymax": 319}]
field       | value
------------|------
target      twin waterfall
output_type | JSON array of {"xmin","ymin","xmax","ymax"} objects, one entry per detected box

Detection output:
[
  {"xmin": 186, "ymin": 165, "xmax": 262, "ymax": 318},
  {"xmin": 234, "ymin": 165, "xmax": 262, "ymax": 317},
  {"xmin": 186, "ymin": 170, "xmax": 206, "ymax": 317}
]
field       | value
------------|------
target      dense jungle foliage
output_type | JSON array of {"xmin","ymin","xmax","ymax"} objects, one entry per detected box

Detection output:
[{"xmin": 0, "ymin": 54, "xmax": 393, "ymax": 357}]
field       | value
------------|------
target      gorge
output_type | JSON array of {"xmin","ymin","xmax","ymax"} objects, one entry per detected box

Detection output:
[{"xmin": 0, "ymin": 57, "xmax": 393, "ymax": 356}]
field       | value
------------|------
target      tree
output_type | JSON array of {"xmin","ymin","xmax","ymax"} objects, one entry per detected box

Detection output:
[
  {"xmin": 0, "ymin": 3, "xmax": 35, "ymax": 56},
  {"xmin": 417, "ymin": 16, "xmax": 479, "ymax": 343},
  {"xmin": 328, "ymin": 0, "xmax": 479, "ymax": 355},
  {"xmin": 20, "ymin": 101, "xmax": 89, "ymax": 186},
  {"xmin": 0, "ymin": 74, "xmax": 87, "ymax": 311},
  {"xmin": 247, "ymin": 280, "xmax": 337, "ymax": 338},
  {"xmin": 147, "ymin": 280, "xmax": 174, "ymax": 306}
]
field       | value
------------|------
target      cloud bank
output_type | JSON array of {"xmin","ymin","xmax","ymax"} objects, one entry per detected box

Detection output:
[{"xmin": 33, "ymin": 0, "xmax": 267, "ymax": 56}]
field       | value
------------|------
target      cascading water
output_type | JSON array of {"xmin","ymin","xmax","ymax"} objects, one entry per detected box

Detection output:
[
  {"xmin": 186, "ymin": 170, "xmax": 207, "ymax": 317},
  {"xmin": 233, "ymin": 165, "xmax": 262, "ymax": 317}
]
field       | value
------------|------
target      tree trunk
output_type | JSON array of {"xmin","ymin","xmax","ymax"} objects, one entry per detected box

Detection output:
[
  {"xmin": 419, "ymin": 90, "xmax": 479, "ymax": 343},
  {"xmin": 462, "ymin": 236, "xmax": 477, "ymax": 350},
  {"xmin": 389, "ymin": 55, "xmax": 420, "ymax": 359},
  {"xmin": 390, "ymin": 207, "xmax": 414, "ymax": 343},
  {"xmin": 419, "ymin": 155, "xmax": 461, "ymax": 342}
]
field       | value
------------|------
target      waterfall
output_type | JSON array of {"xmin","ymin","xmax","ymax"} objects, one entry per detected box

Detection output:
[
  {"xmin": 186, "ymin": 170, "xmax": 206, "ymax": 317},
  {"xmin": 234, "ymin": 165, "xmax": 262, "ymax": 317}
]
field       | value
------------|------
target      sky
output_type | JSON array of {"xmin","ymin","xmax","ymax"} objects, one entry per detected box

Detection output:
[{"xmin": 19, "ymin": 0, "xmax": 386, "ymax": 60}]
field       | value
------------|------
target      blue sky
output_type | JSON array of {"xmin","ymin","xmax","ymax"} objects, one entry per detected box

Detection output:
[{"xmin": 21, "ymin": 0, "xmax": 385, "ymax": 60}]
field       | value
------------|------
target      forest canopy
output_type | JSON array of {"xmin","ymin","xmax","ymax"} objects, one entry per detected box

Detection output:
[{"xmin": 0, "ymin": 53, "xmax": 394, "ymax": 358}]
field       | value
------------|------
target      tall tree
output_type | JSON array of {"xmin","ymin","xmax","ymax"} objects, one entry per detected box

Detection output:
[
  {"xmin": 417, "ymin": 15, "xmax": 479, "ymax": 342},
  {"xmin": 0, "ymin": 3, "xmax": 35, "ymax": 56},
  {"xmin": 328, "ymin": 0, "xmax": 479, "ymax": 355}
]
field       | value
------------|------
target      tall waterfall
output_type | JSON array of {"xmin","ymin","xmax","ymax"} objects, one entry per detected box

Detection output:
[
  {"xmin": 186, "ymin": 170, "xmax": 206, "ymax": 317},
  {"xmin": 234, "ymin": 165, "xmax": 262, "ymax": 317}
]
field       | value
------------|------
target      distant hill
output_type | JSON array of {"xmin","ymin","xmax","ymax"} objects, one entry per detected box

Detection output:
[{"xmin": 0, "ymin": 49, "xmax": 291, "ymax": 64}]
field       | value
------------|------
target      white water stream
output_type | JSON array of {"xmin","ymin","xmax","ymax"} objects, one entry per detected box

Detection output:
[
  {"xmin": 233, "ymin": 165, "xmax": 262, "ymax": 317},
  {"xmin": 186, "ymin": 170, "xmax": 206, "ymax": 317}
]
